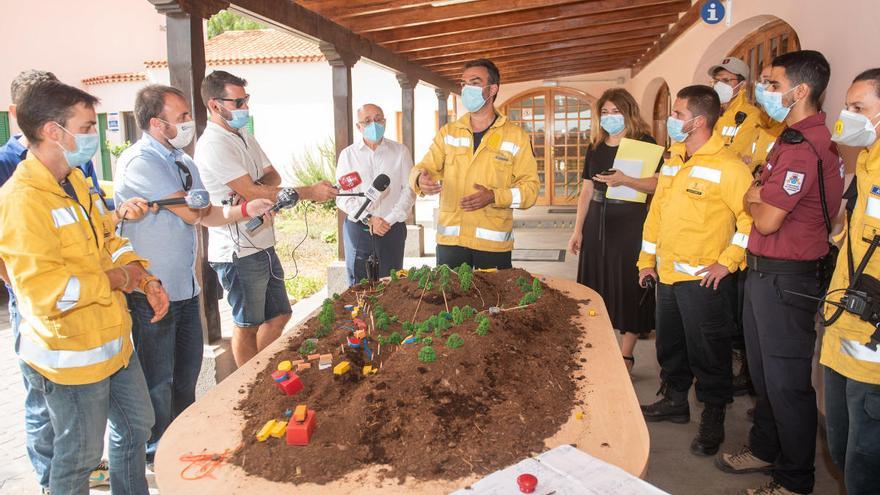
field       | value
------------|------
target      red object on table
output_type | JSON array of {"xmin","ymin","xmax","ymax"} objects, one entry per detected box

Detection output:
[
  {"xmin": 516, "ymin": 473, "xmax": 538, "ymax": 493},
  {"xmin": 272, "ymin": 371, "xmax": 304, "ymax": 396},
  {"xmin": 286, "ymin": 410, "xmax": 317, "ymax": 446}
]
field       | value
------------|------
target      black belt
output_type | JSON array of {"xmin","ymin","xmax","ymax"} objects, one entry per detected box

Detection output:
[
  {"xmin": 591, "ymin": 189, "xmax": 629, "ymax": 205},
  {"xmin": 746, "ymin": 253, "xmax": 821, "ymax": 275}
]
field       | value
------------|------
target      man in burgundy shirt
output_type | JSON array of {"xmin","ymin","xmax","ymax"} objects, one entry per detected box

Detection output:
[{"xmin": 716, "ymin": 50, "xmax": 842, "ymax": 495}]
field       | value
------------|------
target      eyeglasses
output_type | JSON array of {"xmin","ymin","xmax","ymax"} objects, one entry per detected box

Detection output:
[
  {"xmin": 359, "ymin": 117, "xmax": 386, "ymax": 126},
  {"xmin": 712, "ymin": 77, "xmax": 741, "ymax": 86},
  {"xmin": 213, "ymin": 94, "xmax": 250, "ymax": 109},
  {"xmin": 175, "ymin": 160, "xmax": 193, "ymax": 191}
]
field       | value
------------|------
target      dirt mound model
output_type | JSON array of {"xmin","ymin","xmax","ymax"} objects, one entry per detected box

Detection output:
[{"xmin": 230, "ymin": 265, "xmax": 586, "ymax": 485}]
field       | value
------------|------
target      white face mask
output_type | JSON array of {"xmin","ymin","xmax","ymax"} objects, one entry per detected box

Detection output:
[
  {"xmin": 160, "ymin": 119, "xmax": 196, "ymax": 149},
  {"xmin": 713, "ymin": 81, "xmax": 741, "ymax": 105},
  {"xmin": 831, "ymin": 109, "xmax": 880, "ymax": 147}
]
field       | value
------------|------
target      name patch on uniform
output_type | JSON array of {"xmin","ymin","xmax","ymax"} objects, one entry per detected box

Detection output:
[
  {"xmin": 494, "ymin": 154, "xmax": 509, "ymax": 162},
  {"xmin": 783, "ymin": 171, "xmax": 805, "ymax": 195},
  {"xmin": 871, "ymin": 185, "xmax": 880, "ymax": 196}
]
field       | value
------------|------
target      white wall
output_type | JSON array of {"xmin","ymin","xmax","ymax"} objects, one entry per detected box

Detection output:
[{"xmin": 1, "ymin": 0, "xmax": 166, "ymax": 111}]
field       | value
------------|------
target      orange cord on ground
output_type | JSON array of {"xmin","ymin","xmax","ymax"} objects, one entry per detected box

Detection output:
[{"xmin": 179, "ymin": 448, "xmax": 235, "ymax": 480}]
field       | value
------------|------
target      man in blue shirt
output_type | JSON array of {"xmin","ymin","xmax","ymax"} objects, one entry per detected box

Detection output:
[{"xmin": 114, "ymin": 84, "xmax": 273, "ymax": 464}]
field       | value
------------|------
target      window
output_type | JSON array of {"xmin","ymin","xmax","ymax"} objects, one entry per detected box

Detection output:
[
  {"xmin": 728, "ymin": 20, "xmax": 800, "ymax": 101},
  {"xmin": 122, "ymin": 111, "xmax": 142, "ymax": 144},
  {"xmin": 0, "ymin": 112, "xmax": 9, "ymax": 144}
]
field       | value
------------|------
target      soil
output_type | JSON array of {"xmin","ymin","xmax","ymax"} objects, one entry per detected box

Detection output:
[{"xmin": 230, "ymin": 267, "xmax": 586, "ymax": 485}]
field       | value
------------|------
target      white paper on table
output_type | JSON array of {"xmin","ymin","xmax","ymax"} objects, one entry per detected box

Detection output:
[
  {"xmin": 605, "ymin": 158, "xmax": 645, "ymax": 202},
  {"xmin": 450, "ymin": 444, "xmax": 669, "ymax": 495}
]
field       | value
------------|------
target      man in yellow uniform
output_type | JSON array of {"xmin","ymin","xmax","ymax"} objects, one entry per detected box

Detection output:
[
  {"xmin": 637, "ymin": 85, "xmax": 753, "ymax": 457},
  {"xmin": 411, "ymin": 59, "xmax": 539, "ymax": 269},
  {"xmin": 710, "ymin": 57, "xmax": 763, "ymax": 164},
  {"xmin": 0, "ymin": 80, "xmax": 169, "ymax": 494},
  {"xmin": 749, "ymin": 65, "xmax": 787, "ymax": 176},
  {"xmin": 821, "ymin": 68, "xmax": 880, "ymax": 495}
]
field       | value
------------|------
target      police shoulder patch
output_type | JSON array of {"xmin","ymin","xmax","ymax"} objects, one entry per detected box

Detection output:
[{"xmin": 783, "ymin": 171, "xmax": 805, "ymax": 195}]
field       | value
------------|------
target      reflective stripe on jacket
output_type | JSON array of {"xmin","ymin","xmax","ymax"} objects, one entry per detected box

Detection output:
[
  {"xmin": 713, "ymin": 91, "xmax": 763, "ymax": 163},
  {"xmin": 0, "ymin": 156, "xmax": 147, "ymax": 385},
  {"xmin": 637, "ymin": 135, "xmax": 754, "ymax": 284},
  {"xmin": 410, "ymin": 113, "xmax": 539, "ymax": 252},
  {"xmin": 822, "ymin": 140, "xmax": 880, "ymax": 384}
]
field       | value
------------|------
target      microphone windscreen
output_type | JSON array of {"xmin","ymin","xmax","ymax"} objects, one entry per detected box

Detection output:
[
  {"xmin": 373, "ymin": 173, "xmax": 391, "ymax": 192},
  {"xmin": 185, "ymin": 189, "xmax": 211, "ymax": 209},
  {"xmin": 338, "ymin": 171, "xmax": 362, "ymax": 191}
]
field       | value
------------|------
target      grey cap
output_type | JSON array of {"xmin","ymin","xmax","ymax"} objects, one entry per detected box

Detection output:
[{"xmin": 708, "ymin": 57, "xmax": 750, "ymax": 80}]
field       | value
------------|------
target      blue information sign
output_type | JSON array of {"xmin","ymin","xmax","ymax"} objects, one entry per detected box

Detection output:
[{"xmin": 700, "ymin": 1, "xmax": 725, "ymax": 25}]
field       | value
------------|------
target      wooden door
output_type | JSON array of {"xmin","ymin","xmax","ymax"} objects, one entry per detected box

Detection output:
[
  {"xmin": 652, "ymin": 82, "xmax": 670, "ymax": 150},
  {"xmin": 728, "ymin": 20, "xmax": 801, "ymax": 101}
]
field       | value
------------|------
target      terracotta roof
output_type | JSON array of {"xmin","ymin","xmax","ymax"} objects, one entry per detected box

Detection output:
[
  {"xmin": 82, "ymin": 72, "xmax": 147, "ymax": 86},
  {"xmin": 144, "ymin": 29, "xmax": 324, "ymax": 68}
]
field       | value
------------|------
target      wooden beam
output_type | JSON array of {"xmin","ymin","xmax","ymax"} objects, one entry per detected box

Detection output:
[
  {"xmin": 388, "ymin": 15, "xmax": 678, "ymax": 54},
  {"xmin": 631, "ymin": 0, "xmax": 703, "ymax": 77},
  {"xmin": 424, "ymin": 40, "xmax": 654, "ymax": 71},
  {"xmin": 436, "ymin": 88, "xmax": 450, "ymax": 129},
  {"xmin": 368, "ymin": 0, "xmax": 689, "ymax": 44},
  {"xmin": 505, "ymin": 63, "xmax": 630, "ymax": 83},
  {"xmin": 148, "ymin": 0, "xmax": 221, "ymax": 344},
  {"xmin": 434, "ymin": 48, "xmax": 645, "ymax": 77},
  {"xmin": 297, "ymin": 0, "xmax": 435, "ymax": 19},
  {"xmin": 227, "ymin": 0, "xmax": 457, "ymax": 92},
  {"xmin": 319, "ymin": 42, "xmax": 360, "ymax": 260},
  {"xmin": 348, "ymin": 0, "xmax": 586, "ymax": 32},
  {"xmin": 406, "ymin": 23, "xmax": 668, "ymax": 60},
  {"xmin": 503, "ymin": 58, "xmax": 633, "ymax": 77}
]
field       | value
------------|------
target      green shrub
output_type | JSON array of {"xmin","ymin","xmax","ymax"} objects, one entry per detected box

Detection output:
[
  {"xmin": 418, "ymin": 345, "xmax": 436, "ymax": 363},
  {"xmin": 284, "ymin": 275, "xmax": 323, "ymax": 301},
  {"xmin": 388, "ymin": 332, "xmax": 402, "ymax": 345},
  {"xmin": 446, "ymin": 333, "xmax": 465, "ymax": 349},
  {"xmin": 298, "ymin": 339, "xmax": 317, "ymax": 356},
  {"xmin": 475, "ymin": 315, "xmax": 490, "ymax": 336}
]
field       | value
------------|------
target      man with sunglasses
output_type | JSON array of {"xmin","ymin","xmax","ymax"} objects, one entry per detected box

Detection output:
[
  {"xmin": 194, "ymin": 71, "xmax": 337, "ymax": 366},
  {"xmin": 113, "ymin": 84, "xmax": 275, "ymax": 465},
  {"xmin": 709, "ymin": 57, "xmax": 763, "ymax": 164}
]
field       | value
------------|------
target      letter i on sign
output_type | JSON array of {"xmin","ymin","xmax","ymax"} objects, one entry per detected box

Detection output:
[{"xmin": 700, "ymin": 0, "xmax": 726, "ymax": 25}]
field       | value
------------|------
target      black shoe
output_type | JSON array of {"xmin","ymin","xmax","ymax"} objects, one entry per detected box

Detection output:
[
  {"xmin": 690, "ymin": 403, "xmax": 726, "ymax": 456},
  {"xmin": 641, "ymin": 389, "xmax": 690, "ymax": 424}
]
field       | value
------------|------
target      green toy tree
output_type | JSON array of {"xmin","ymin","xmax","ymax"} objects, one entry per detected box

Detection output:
[
  {"xmin": 446, "ymin": 333, "xmax": 465, "ymax": 349},
  {"xmin": 451, "ymin": 306, "xmax": 464, "ymax": 325},
  {"xmin": 418, "ymin": 345, "xmax": 437, "ymax": 363},
  {"xmin": 461, "ymin": 305, "xmax": 477, "ymax": 319},
  {"xmin": 457, "ymin": 263, "xmax": 473, "ymax": 292},
  {"xmin": 390, "ymin": 269, "xmax": 398, "ymax": 282},
  {"xmin": 388, "ymin": 332, "xmax": 402, "ymax": 345},
  {"xmin": 316, "ymin": 299, "xmax": 336, "ymax": 337},
  {"xmin": 298, "ymin": 339, "xmax": 317, "ymax": 356},
  {"xmin": 422, "ymin": 336, "xmax": 433, "ymax": 345},
  {"xmin": 437, "ymin": 265, "xmax": 452, "ymax": 292},
  {"xmin": 531, "ymin": 277, "xmax": 542, "ymax": 296},
  {"xmin": 475, "ymin": 314, "xmax": 490, "ymax": 336},
  {"xmin": 518, "ymin": 291, "xmax": 539, "ymax": 306}
]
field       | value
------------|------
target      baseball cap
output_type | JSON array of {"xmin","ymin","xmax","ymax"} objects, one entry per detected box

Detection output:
[{"xmin": 708, "ymin": 57, "xmax": 750, "ymax": 80}]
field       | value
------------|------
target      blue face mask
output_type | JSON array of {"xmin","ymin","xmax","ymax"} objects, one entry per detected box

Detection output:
[
  {"xmin": 56, "ymin": 125, "xmax": 99, "ymax": 168},
  {"xmin": 599, "ymin": 114, "xmax": 626, "ymax": 135},
  {"xmin": 462, "ymin": 85, "xmax": 487, "ymax": 113},
  {"xmin": 754, "ymin": 82, "xmax": 768, "ymax": 110},
  {"xmin": 225, "ymin": 108, "xmax": 250, "ymax": 129},
  {"xmin": 666, "ymin": 116, "xmax": 698, "ymax": 143},
  {"xmin": 762, "ymin": 86, "xmax": 799, "ymax": 123},
  {"xmin": 363, "ymin": 122, "xmax": 385, "ymax": 142}
]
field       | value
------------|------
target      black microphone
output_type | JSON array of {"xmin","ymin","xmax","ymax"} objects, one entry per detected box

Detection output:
[
  {"xmin": 147, "ymin": 189, "xmax": 210, "ymax": 209},
  {"xmin": 353, "ymin": 174, "xmax": 390, "ymax": 221},
  {"xmin": 245, "ymin": 187, "xmax": 299, "ymax": 233}
]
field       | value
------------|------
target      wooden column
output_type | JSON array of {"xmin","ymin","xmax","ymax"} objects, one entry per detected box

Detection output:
[
  {"xmin": 319, "ymin": 42, "xmax": 360, "ymax": 260},
  {"xmin": 396, "ymin": 73, "xmax": 417, "ymax": 162},
  {"xmin": 436, "ymin": 88, "xmax": 450, "ymax": 129},
  {"xmin": 150, "ymin": 0, "xmax": 222, "ymax": 344}
]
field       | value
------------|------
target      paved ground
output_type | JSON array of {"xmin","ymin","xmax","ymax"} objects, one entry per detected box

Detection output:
[{"xmin": 0, "ymin": 205, "xmax": 845, "ymax": 494}]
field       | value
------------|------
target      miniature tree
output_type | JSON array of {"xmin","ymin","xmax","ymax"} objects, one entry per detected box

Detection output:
[
  {"xmin": 332, "ymin": 292, "xmax": 341, "ymax": 300},
  {"xmin": 475, "ymin": 314, "xmax": 490, "ymax": 336},
  {"xmin": 437, "ymin": 265, "xmax": 452, "ymax": 292},
  {"xmin": 451, "ymin": 306, "xmax": 464, "ymax": 325},
  {"xmin": 518, "ymin": 291, "xmax": 539, "ymax": 306},
  {"xmin": 316, "ymin": 299, "xmax": 336, "ymax": 337},
  {"xmin": 461, "ymin": 305, "xmax": 477, "ymax": 319},
  {"xmin": 390, "ymin": 269, "xmax": 398, "ymax": 282},
  {"xmin": 517, "ymin": 276, "xmax": 530, "ymax": 292},
  {"xmin": 360, "ymin": 278, "xmax": 369, "ymax": 285},
  {"xmin": 436, "ymin": 316, "xmax": 451, "ymax": 332},
  {"xmin": 532, "ymin": 278, "xmax": 543, "ymax": 296},
  {"xmin": 298, "ymin": 339, "xmax": 317, "ymax": 356},
  {"xmin": 446, "ymin": 333, "xmax": 465, "ymax": 349},
  {"xmin": 388, "ymin": 331, "xmax": 403, "ymax": 345},
  {"xmin": 422, "ymin": 336, "xmax": 433, "ymax": 345},
  {"xmin": 401, "ymin": 321, "xmax": 414, "ymax": 335},
  {"xmin": 457, "ymin": 263, "xmax": 473, "ymax": 292},
  {"xmin": 418, "ymin": 345, "xmax": 437, "ymax": 363}
]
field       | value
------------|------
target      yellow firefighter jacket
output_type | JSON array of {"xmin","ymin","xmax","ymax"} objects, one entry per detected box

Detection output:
[
  {"xmin": 822, "ymin": 139, "xmax": 880, "ymax": 384},
  {"xmin": 713, "ymin": 91, "xmax": 763, "ymax": 163},
  {"xmin": 410, "ymin": 113, "xmax": 539, "ymax": 252},
  {"xmin": 0, "ymin": 155, "xmax": 147, "ymax": 385},
  {"xmin": 637, "ymin": 134, "xmax": 754, "ymax": 284}
]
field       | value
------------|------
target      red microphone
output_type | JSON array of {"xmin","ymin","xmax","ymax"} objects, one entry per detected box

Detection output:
[{"xmin": 338, "ymin": 171, "xmax": 362, "ymax": 191}]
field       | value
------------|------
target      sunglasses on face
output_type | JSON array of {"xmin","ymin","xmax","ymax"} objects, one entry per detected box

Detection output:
[
  {"xmin": 175, "ymin": 160, "xmax": 193, "ymax": 191},
  {"xmin": 214, "ymin": 94, "xmax": 250, "ymax": 109}
]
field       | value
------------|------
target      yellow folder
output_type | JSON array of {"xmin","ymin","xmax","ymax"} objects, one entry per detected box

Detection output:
[{"xmin": 605, "ymin": 138, "xmax": 665, "ymax": 203}]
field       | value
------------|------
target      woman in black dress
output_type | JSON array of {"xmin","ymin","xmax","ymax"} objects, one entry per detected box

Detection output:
[{"xmin": 568, "ymin": 88, "xmax": 661, "ymax": 372}]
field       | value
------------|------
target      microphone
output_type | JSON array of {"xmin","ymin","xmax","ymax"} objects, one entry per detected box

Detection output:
[
  {"xmin": 148, "ymin": 189, "xmax": 211, "ymax": 209},
  {"xmin": 337, "ymin": 171, "xmax": 362, "ymax": 191},
  {"xmin": 353, "ymin": 174, "xmax": 390, "ymax": 221},
  {"xmin": 245, "ymin": 187, "xmax": 300, "ymax": 233}
]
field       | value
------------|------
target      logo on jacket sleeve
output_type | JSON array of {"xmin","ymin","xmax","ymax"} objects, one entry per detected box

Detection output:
[{"xmin": 783, "ymin": 171, "xmax": 805, "ymax": 195}]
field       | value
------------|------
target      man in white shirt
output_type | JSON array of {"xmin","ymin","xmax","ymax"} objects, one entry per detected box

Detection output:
[
  {"xmin": 194, "ymin": 70, "xmax": 336, "ymax": 366},
  {"xmin": 336, "ymin": 104, "xmax": 415, "ymax": 285}
]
